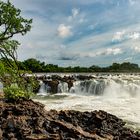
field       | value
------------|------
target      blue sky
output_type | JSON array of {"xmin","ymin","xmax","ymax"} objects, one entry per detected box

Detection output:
[{"xmin": 11, "ymin": 0, "xmax": 140, "ymax": 66}]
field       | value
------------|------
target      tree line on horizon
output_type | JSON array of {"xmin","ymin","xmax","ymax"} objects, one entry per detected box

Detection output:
[{"xmin": 1, "ymin": 58, "xmax": 140, "ymax": 73}]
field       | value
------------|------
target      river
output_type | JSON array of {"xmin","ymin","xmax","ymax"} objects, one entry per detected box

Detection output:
[{"xmin": 33, "ymin": 73, "xmax": 140, "ymax": 131}]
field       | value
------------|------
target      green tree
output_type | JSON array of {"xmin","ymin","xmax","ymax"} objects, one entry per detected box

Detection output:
[
  {"xmin": 23, "ymin": 58, "xmax": 45, "ymax": 72},
  {"xmin": 120, "ymin": 62, "xmax": 139, "ymax": 72},
  {"xmin": 89, "ymin": 65, "xmax": 101, "ymax": 72},
  {"xmin": 109, "ymin": 63, "xmax": 120, "ymax": 72},
  {"xmin": 0, "ymin": 0, "xmax": 32, "ymax": 100}
]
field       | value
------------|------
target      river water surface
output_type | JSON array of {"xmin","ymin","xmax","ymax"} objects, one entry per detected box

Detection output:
[{"xmin": 33, "ymin": 73, "xmax": 140, "ymax": 131}]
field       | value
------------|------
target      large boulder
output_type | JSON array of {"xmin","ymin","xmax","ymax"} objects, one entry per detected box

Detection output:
[
  {"xmin": 43, "ymin": 80, "xmax": 59, "ymax": 93},
  {"xmin": 66, "ymin": 80, "xmax": 74, "ymax": 91}
]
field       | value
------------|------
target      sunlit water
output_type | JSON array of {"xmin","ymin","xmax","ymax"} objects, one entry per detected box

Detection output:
[{"xmin": 33, "ymin": 73, "xmax": 140, "ymax": 131}]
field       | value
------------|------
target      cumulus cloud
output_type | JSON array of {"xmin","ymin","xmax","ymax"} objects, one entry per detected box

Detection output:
[
  {"xmin": 57, "ymin": 24, "xmax": 72, "ymax": 38},
  {"xmin": 112, "ymin": 30, "xmax": 140, "ymax": 42},
  {"xmin": 11, "ymin": 0, "xmax": 140, "ymax": 66},
  {"xmin": 72, "ymin": 8, "xmax": 79, "ymax": 18},
  {"xmin": 68, "ymin": 8, "xmax": 80, "ymax": 22}
]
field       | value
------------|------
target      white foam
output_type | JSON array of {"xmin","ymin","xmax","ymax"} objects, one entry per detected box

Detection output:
[{"xmin": 35, "ymin": 74, "xmax": 140, "ymax": 130}]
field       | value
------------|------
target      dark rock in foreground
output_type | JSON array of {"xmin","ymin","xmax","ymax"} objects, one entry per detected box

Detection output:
[{"xmin": 0, "ymin": 100, "xmax": 140, "ymax": 140}]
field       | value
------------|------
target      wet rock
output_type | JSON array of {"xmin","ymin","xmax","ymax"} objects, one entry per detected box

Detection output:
[
  {"xmin": 31, "ymin": 75, "xmax": 99, "ymax": 94},
  {"xmin": 26, "ymin": 134, "xmax": 48, "ymax": 140},
  {"xmin": 49, "ymin": 110, "xmax": 140, "ymax": 139},
  {"xmin": 76, "ymin": 75, "xmax": 93, "ymax": 80},
  {"xmin": 7, "ymin": 115, "xmax": 16, "ymax": 131},
  {"xmin": 0, "ymin": 100, "xmax": 140, "ymax": 140},
  {"xmin": 8, "ymin": 132, "xmax": 15, "ymax": 138},
  {"xmin": 45, "ymin": 80, "xmax": 59, "ymax": 93},
  {"xmin": 66, "ymin": 80, "xmax": 74, "ymax": 91},
  {"xmin": 11, "ymin": 138, "xmax": 18, "ymax": 140},
  {"xmin": 0, "ymin": 128, "xmax": 3, "ymax": 139}
]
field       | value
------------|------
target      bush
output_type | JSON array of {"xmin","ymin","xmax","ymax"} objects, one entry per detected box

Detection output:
[{"xmin": 4, "ymin": 84, "xmax": 33, "ymax": 101}]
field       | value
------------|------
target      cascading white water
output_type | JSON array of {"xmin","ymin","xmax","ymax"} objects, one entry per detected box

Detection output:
[
  {"xmin": 58, "ymin": 82, "xmax": 68, "ymax": 93},
  {"xmin": 69, "ymin": 79, "xmax": 106, "ymax": 95},
  {"xmin": 34, "ymin": 74, "xmax": 140, "ymax": 130},
  {"xmin": 37, "ymin": 81, "xmax": 50, "ymax": 96},
  {"xmin": 37, "ymin": 74, "xmax": 140, "ymax": 97},
  {"xmin": 103, "ymin": 77, "xmax": 140, "ymax": 98}
]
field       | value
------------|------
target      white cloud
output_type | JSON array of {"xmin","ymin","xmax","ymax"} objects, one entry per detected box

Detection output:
[
  {"xmin": 57, "ymin": 24, "xmax": 72, "ymax": 38},
  {"xmin": 81, "ymin": 48, "xmax": 123, "ymax": 58},
  {"xmin": 112, "ymin": 30, "xmax": 126, "ymax": 42},
  {"xmin": 124, "ymin": 57, "xmax": 133, "ymax": 61},
  {"xmin": 68, "ymin": 8, "xmax": 87, "ymax": 24},
  {"xmin": 68, "ymin": 8, "xmax": 80, "ymax": 21},
  {"xmin": 104, "ymin": 48, "xmax": 123, "ymax": 55},
  {"xmin": 132, "ymin": 46, "xmax": 140, "ymax": 52},
  {"xmin": 96, "ymin": 48, "xmax": 122, "ymax": 56},
  {"xmin": 129, "ymin": 0, "xmax": 138, "ymax": 5},
  {"xmin": 10, "ymin": 0, "xmax": 140, "ymax": 66},
  {"xmin": 128, "ymin": 32, "xmax": 140, "ymax": 40},
  {"xmin": 72, "ymin": 8, "xmax": 79, "ymax": 18},
  {"xmin": 112, "ymin": 30, "xmax": 140, "ymax": 42},
  {"xmin": 68, "ymin": 8, "xmax": 82, "ymax": 23}
]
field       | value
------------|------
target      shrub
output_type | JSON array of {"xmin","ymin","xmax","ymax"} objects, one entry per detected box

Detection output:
[{"xmin": 4, "ymin": 84, "xmax": 33, "ymax": 101}]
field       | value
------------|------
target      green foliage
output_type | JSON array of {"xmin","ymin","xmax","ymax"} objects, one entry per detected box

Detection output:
[
  {"xmin": 0, "ymin": 0, "xmax": 32, "ymax": 70},
  {"xmin": 0, "ymin": 0, "xmax": 32, "ymax": 41},
  {"xmin": 17, "ymin": 58, "xmax": 140, "ymax": 73},
  {"xmin": 23, "ymin": 58, "xmax": 45, "ymax": 72},
  {"xmin": 0, "ymin": 0, "xmax": 33, "ymax": 101},
  {"xmin": 4, "ymin": 84, "xmax": 32, "ymax": 101},
  {"xmin": 0, "ymin": 61, "xmax": 5, "ymax": 75},
  {"xmin": 30, "ymin": 77, "xmax": 40, "ymax": 93}
]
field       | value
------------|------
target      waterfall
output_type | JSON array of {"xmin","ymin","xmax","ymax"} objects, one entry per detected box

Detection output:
[
  {"xmin": 37, "ymin": 81, "xmax": 50, "ymax": 96},
  {"xmin": 103, "ymin": 78, "xmax": 140, "ymax": 98},
  {"xmin": 70, "ymin": 80, "xmax": 106, "ymax": 95},
  {"xmin": 37, "ymin": 74, "xmax": 140, "ymax": 97},
  {"xmin": 69, "ymin": 78, "xmax": 140, "ymax": 97},
  {"xmin": 58, "ymin": 82, "xmax": 68, "ymax": 93},
  {"xmin": 35, "ymin": 74, "xmax": 140, "ymax": 130}
]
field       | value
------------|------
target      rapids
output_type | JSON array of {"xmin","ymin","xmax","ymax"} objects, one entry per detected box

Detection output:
[{"xmin": 34, "ymin": 73, "xmax": 140, "ymax": 131}]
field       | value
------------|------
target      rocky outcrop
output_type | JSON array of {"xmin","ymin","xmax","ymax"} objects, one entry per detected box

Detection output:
[
  {"xmin": 45, "ymin": 80, "xmax": 59, "ymax": 93},
  {"xmin": 0, "ymin": 99, "xmax": 140, "ymax": 140},
  {"xmin": 38, "ymin": 75, "xmax": 76, "ymax": 93},
  {"xmin": 36, "ymin": 75, "xmax": 95, "ymax": 93},
  {"xmin": 76, "ymin": 75, "xmax": 93, "ymax": 80}
]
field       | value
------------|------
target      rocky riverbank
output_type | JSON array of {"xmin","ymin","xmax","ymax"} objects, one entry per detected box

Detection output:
[{"xmin": 0, "ymin": 99, "xmax": 140, "ymax": 140}]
